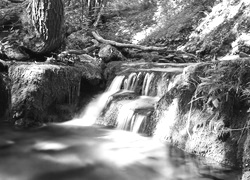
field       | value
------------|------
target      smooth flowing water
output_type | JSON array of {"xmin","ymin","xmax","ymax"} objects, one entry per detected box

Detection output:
[
  {"xmin": 0, "ymin": 123, "xmax": 241, "ymax": 180},
  {"xmin": 0, "ymin": 63, "xmax": 242, "ymax": 179}
]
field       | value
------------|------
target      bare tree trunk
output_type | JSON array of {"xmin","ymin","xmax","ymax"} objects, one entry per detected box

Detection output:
[{"xmin": 27, "ymin": 0, "xmax": 64, "ymax": 54}]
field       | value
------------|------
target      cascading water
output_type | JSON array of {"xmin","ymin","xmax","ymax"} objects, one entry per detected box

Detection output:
[
  {"xmin": 124, "ymin": 72, "xmax": 141, "ymax": 91},
  {"xmin": 131, "ymin": 114, "xmax": 147, "ymax": 133},
  {"xmin": 116, "ymin": 106, "xmax": 135, "ymax": 131},
  {"xmin": 63, "ymin": 63, "xmax": 191, "ymax": 132},
  {"xmin": 115, "ymin": 95, "xmax": 159, "ymax": 132},
  {"xmin": 142, "ymin": 72, "xmax": 154, "ymax": 96},
  {"xmin": 0, "ymin": 62, "xmax": 243, "ymax": 180},
  {"xmin": 63, "ymin": 75, "xmax": 125, "ymax": 126},
  {"xmin": 115, "ymin": 72, "xmax": 159, "ymax": 132}
]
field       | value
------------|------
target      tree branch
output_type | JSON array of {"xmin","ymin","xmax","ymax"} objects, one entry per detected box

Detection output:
[
  {"xmin": 92, "ymin": 31, "xmax": 170, "ymax": 51},
  {"xmin": 92, "ymin": 31, "xmax": 197, "ymax": 59},
  {"xmin": 59, "ymin": 39, "xmax": 99, "ymax": 56}
]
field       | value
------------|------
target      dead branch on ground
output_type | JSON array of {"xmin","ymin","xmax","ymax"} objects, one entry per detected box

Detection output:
[
  {"xmin": 91, "ymin": 31, "xmax": 197, "ymax": 60},
  {"xmin": 58, "ymin": 39, "xmax": 99, "ymax": 57}
]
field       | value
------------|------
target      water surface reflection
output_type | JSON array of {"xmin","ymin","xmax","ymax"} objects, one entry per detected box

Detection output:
[{"xmin": 0, "ymin": 123, "xmax": 241, "ymax": 180}]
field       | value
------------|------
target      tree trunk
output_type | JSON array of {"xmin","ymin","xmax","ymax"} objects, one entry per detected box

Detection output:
[{"xmin": 28, "ymin": 0, "xmax": 64, "ymax": 54}]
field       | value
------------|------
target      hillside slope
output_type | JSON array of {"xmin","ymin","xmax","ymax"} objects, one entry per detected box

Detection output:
[{"xmin": 103, "ymin": 0, "xmax": 250, "ymax": 61}]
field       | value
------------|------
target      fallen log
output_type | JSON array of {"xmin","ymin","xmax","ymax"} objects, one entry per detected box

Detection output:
[
  {"xmin": 58, "ymin": 39, "xmax": 99, "ymax": 56},
  {"xmin": 92, "ymin": 31, "xmax": 169, "ymax": 51},
  {"xmin": 91, "ymin": 31, "xmax": 197, "ymax": 60}
]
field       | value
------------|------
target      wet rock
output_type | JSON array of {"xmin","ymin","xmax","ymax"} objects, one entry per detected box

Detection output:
[
  {"xmin": 9, "ymin": 61, "xmax": 102, "ymax": 126},
  {"xmin": 98, "ymin": 44, "xmax": 125, "ymax": 63}
]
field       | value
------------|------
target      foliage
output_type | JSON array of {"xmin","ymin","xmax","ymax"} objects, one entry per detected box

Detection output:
[
  {"xmin": 99, "ymin": 0, "xmax": 157, "ymax": 43},
  {"xmin": 194, "ymin": 60, "xmax": 250, "ymax": 107},
  {"xmin": 0, "ymin": 0, "xmax": 10, "ymax": 8},
  {"xmin": 63, "ymin": 0, "xmax": 91, "ymax": 30},
  {"xmin": 185, "ymin": 59, "xmax": 250, "ymax": 139},
  {"xmin": 174, "ymin": 60, "xmax": 250, "ymax": 140},
  {"xmin": 142, "ymin": 0, "xmax": 214, "ymax": 48}
]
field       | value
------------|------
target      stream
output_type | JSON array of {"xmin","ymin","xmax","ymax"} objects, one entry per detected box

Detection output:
[
  {"xmin": 0, "ymin": 122, "xmax": 241, "ymax": 180},
  {"xmin": 0, "ymin": 62, "xmax": 243, "ymax": 180}
]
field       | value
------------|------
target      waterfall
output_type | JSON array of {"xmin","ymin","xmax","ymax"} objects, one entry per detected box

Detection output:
[
  {"xmin": 142, "ymin": 73, "xmax": 154, "ymax": 96},
  {"xmin": 131, "ymin": 114, "xmax": 147, "ymax": 133},
  {"xmin": 62, "ymin": 67, "xmax": 178, "ymax": 130},
  {"xmin": 114, "ymin": 71, "xmax": 159, "ymax": 132},
  {"xmin": 124, "ymin": 72, "xmax": 141, "ymax": 91},
  {"xmin": 116, "ymin": 96, "xmax": 159, "ymax": 132},
  {"xmin": 107, "ymin": 75, "xmax": 126, "ymax": 93},
  {"xmin": 117, "ymin": 112, "xmax": 147, "ymax": 133},
  {"xmin": 63, "ymin": 76, "xmax": 125, "ymax": 126},
  {"xmin": 116, "ymin": 106, "xmax": 135, "ymax": 131}
]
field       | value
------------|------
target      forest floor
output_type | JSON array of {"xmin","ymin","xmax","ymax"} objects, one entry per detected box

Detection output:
[{"xmin": 1, "ymin": 0, "xmax": 250, "ymax": 63}]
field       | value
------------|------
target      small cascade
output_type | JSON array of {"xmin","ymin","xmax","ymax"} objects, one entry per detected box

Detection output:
[
  {"xmin": 107, "ymin": 75, "xmax": 126, "ymax": 93},
  {"xmin": 63, "ymin": 63, "xmax": 186, "ymax": 131},
  {"xmin": 114, "ymin": 72, "xmax": 158, "ymax": 133},
  {"xmin": 116, "ymin": 96, "xmax": 159, "ymax": 132},
  {"xmin": 142, "ymin": 73, "xmax": 154, "ymax": 96},
  {"xmin": 63, "ymin": 75, "xmax": 125, "ymax": 126},
  {"xmin": 124, "ymin": 72, "xmax": 141, "ymax": 91},
  {"xmin": 131, "ymin": 114, "xmax": 147, "ymax": 133},
  {"xmin": 116, "ymin": 106, "xmax": 135, "ymax": 131}
]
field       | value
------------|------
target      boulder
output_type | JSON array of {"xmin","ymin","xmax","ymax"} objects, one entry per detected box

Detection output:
[
  {"xmin": 9, "ymin": 61, "xmax": 102, "ymax": 127},
  {"xmin": 98, "ymin": 44, "xmax": 125, "ymax": 63}
]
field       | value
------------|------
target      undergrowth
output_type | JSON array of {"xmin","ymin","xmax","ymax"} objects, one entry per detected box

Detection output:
[
  {"xmin": 180, "ymin": 60, "xmax": 250, "ymax": 140},
  {"xmin": 142, "ymin": 0, "xmax": 215, "ymax": 48},
  {"xmin": 194, "ymin": 59, "xmax": 250, "ymax": 111}
]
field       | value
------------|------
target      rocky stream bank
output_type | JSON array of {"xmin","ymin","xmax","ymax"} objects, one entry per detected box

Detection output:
[
  {"xmin": 1, "ymin": 55, "xmax": 250, "ymax": 178},
  {"xmin": 98, "ymin": 59, "xmax": 250, "ymax": 179}
]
